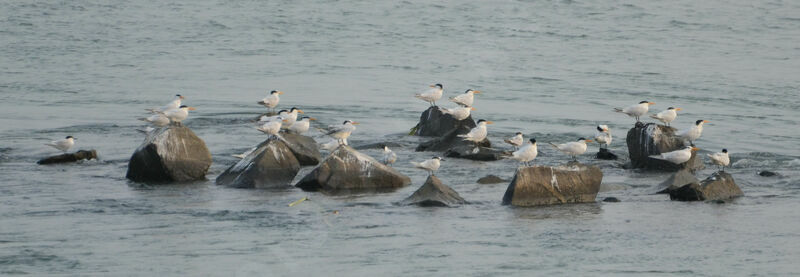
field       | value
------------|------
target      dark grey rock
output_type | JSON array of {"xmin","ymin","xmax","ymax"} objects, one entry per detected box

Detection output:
[
  {"xmin": 758, "ymin": 170, "xmax": 778, "ymax": 177},
  {"xmin": 653, "ymin": 169, "xmax": 700, "ymax": 194},
  {"xmin": 626, "ymin": 122, "xmax": 703, "ymax": 171},
  {"xmin": 416, "ymin": 126, "xmax": 490, "ymax": 152},
  {"xmin": 502, "ymin": 162, "xmax": 603, "ymax": 206},
  {"xmin": 279, "ymin": 133, "xmax": 321, "ymax": 166},
  {"xmin": 669, "ymin": 171, "xmax": 743, "ymax": 201},
  {"xmin": 353, "ymin": 141, "xmax": 403, "ymax": 150},
  {"xmin": 595, "ymin": 148, "xmax": 618, "ymax": 160},
  {"xmin": 126, "ymin": 126, "xmax": 212, "ymax": 183},
  {"xmin": 216, "ymin": 137, "xmax": 301, "ymax": 189},
  {"xmin": 412, "ymin": 106, "xmax": 476, "ymax": 137},
  {"xmin": 400, "ymin": 175, "xmax": 467, "ymax": 207},
  {"xmin": 602, "ymin": 197, "xmax": 621, "ymax": 203},
  {"xmin": 477, "ymin": 175, "xmax": 507, "ymax": 184},
  {"xmin": 38, "ymin": 150, "xmax": 97, "ymax": 165},
  {"xmin": 295, "ymin": 145, "xmax": 411, "ymax": 193}
]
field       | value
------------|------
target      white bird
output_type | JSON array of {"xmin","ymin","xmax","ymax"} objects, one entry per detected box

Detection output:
[
  {"xmin": 449, "ymin": 89, "xmax": 480, "ymax": 107},
  {"xmin": 549, "ymin": 138, "xmax": 593, "ymax": 161},
  {"xmin": 282, "ymin": 107, "xmax": 304, "ymax": 127},
  {"xmin": 614, "ymin": 100, "xmax": 655, "ymax": 122},
  {"xmin": 594, "ymin": 125, "xmax": 612, "ymax": 149},
  {"xmin": 232, "ymin": 147, "xmax": 257, "ymax": 159},
  {"xmin": 158, "ymin": 105, "xmax": 196, "ymax": 125},
  {"xmin": 707, "ymin": 148, "xmax": 730, "ymax": 171},
  {"xmin": 411, "ymin": 156, "xmax": 443, "ymax": 176},
  {"xmin": 322, "ymin": 120, "xmax": 358, "ymax": 145},
  {"xmin": 256, "ymin": 117, "xmax": 286, "ymax": 137},
  {"xmin": 45, "ymin": 136, "xmax": 76, "ymax": 152},
  {"xmin": 382, "ymin": 146, "xmax": 397, "ymax": 166},
  {"xmin": 650, "ymin": 107, "xmax": 681, "ymax": 126},
  {"xmin": 504, "ymin": 132, "xmax": 524, "ymax": 150},
  {"xmin": 258, "ymin": 90, "xmax": 283, "ymax": 112},
  {"xmin": 319, "ymin": 140, "xmax": 339, "ymax": 151},
  {"xmin": 414, "ymin": 83, "xmax": 444, "ymax": 106},
  {"xmin": 136, "ymin": 126, "xmax": 156, "ymax": 134},
  {"xmin": 146, "ymin": 94, "xmax": 184, "ymax": 113},
  {"xmin": 287, "ymin": 116, "xmax": 315, "ymax": 134},
  {"xmin": 259, "ymin": 109, "xmax": 289, "ymax": 123},
  {"xmin": 438, "ymin": 106, "xmax": 475, "ymax": 121},
  {"xmin": 458, "ymin": 119, "xmax": 492, "ymax": 143},
  {"xmin": 506, "ymin": 138, "xmax": 538, "ymax": 166},
  {"xmin": 649, "ymin": 146, "xmax": 698, "ymax": 164},
  {"xmin": 138, "ymin": 113, "xmax": 170, "ymax": 127},
  {"xmin": 678, "ymin": 119, "xmax": 709, "ymax": 146}
]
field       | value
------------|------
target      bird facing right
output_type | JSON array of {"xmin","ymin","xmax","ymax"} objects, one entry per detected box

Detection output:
[
  {"xmin": 506, "ymin": 138, "xmax": 538, "ymax": 167},
  {"xmin": 411, "ymin": 156, "xmax": 443, "ymax": 176},
  {"xmin": 649, "ymin": 107, "xmax": 681, "ymax": 126},
  {"xmin": 549, "ymin": 138, "xmax": 593, "ymax": 161},
  {"xmin": 614, "ymin": 100, "xmax": 655, "ymax": 122},
  {"xmin": 45, "ymin": 136, "xmax": 76, "ymax": 153},
  {"xmin": 707, "ymin": 148, "xmax": 730, "ymax": 171}
]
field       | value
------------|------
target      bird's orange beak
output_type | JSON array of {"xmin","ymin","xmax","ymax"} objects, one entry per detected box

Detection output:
[
  {"xmin": 703, "ymin": 120, "xmax": 710, "ymax": 123},
  {"xmin": 278, "ymin": 91, "xmax": 285, "ymax": 95},
  {"xmin": 675, "ymin": 108, "xmax": 682, "ymax": 111},
  {"xmin": 188, "ymin": 107, "xmax": 197, "ymax": 111},
  {"xmin": 692, "ymin": 147, "xmax": 700, "ymax": 151},
  {"xmin": 429, "ymin": 85, "xmax": 436, "ymax": 88},
  {"xmin": 603, "ymin": 128, "xmax": 609, "ymax": 132},
  {"xmin": 297, "ymin": 109, "xmax": 304, "ymax": 114},
  {"xmin": 472, "ymin": 90, "xmax": 481, "ymax": 94},
  {"xmin": 648, "ymin": 102, "xmax": 656, "ymax": 105},
  {"xmin": 179, "ymin": 95, "xmax": 185, "ymax": 100},
  {"xmin": 470, "ymin": 107, "xmax": 477, "ymax": 111},
  {"xmin": 585, "ymin": 139, "xmax": 593, "ymax": 142},
  {"xmin": 486, "ymin": 121, "xmax": 494, "ymax": 124},
  {"xmin": 308, "ymin": 117, "xmax": 316, "ymax": 121},
  {"xmin": 351, "ymin": 122, "xmax": 360, "ymax": 125},
  {"xmin": 282, "ymin": 119, "xmax": 289, "ymax": 123}
]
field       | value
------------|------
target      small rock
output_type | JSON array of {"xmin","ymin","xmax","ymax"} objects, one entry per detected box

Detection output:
[
  {"xmin": 602, "ymin": 197, "xmax": 621, "ymax": 202},
  {"xmin": 353, "ymin": 141, "xmax": 403, "ymax": 150},
  {"xmin": 412, "ymin": 106, "xmax": 477, "ymax": 137},
  {"xmin": 400, "ymin": 175, "xmax": 467, "ymax": 207},
  {"xmin": 37, "ymin": 150, "xmax": 97, "ymax": 165},
  {"xmin": 216, "ymin": 137, "xmax": 301, "ymax": 189},
  {"xmin": 653, "ymin": 169, "xmax": 699, "ymax": 194},
  {"xmin": 476, "ymin": 175, "xmax": 507, "ymax": 184},
  {"xmin": 595, "ymin": 148, "xmax": 618, "ymax": 160},
  {"xmin": 758, "ymin": 170, "xmax": 778, "ymax": 177},
  {"xmin": 126, "ymin": 125, "xmax": 212, "ymax": 183},
  {"xmin": 416, "ymin": 126, "xmax": 490, "ymax": 152},
  {"xmin": 295, "ymin": 145, "xmax": 411, "ymax": 193},
  {"xmin": 502, "ymin": 162, "xmax": 603, "ymax": 206},
  {"xmin": 669, "ymin": 171, "xmax": 743, "ymax": 201}
]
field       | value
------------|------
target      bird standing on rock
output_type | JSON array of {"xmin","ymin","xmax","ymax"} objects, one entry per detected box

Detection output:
[
  {"xmin": 707, "ymin": 149, "xmax": 730, "ymax": 171},
  {"xmin": 650, "ymin": 107, "xmax": 681, "ymax": 126},
  {"xmin": 549, "ymin": 138, "xmax": 592, "ymax": 161},
  {"xmin": 458, "ymin": 119, "xmax": 492, "ymax": 143},
  {"xmin": 288, "ymin": 116, "xmax": 315, "ymax": 134},
  {"xmin": 449, "ymin": 89, "xmax": 480, "ymax": 107},
  {"xmin": 678, "ymin": 119, "xmax": 709, "ymax": 146},
  {"xmin": 159, "ymin": 105, "xmax": 196, "ymax": 125},
  {"xmin": 506, "ymin": 138, "xmax": 538, "ymax": 166},
  {"xmin": 139, "ymin": 113, "xmax": 170, "ymax": 127},
  {"xmin": 414, "ymin": 84, "xmax": 444, "ymax": 106},
  {"xmin": 146, "ymin": 94, "xmax": 184, "ymax": 113},
  {"xmin": 438, "ymin": 106, "xmax": 475, "ymax": 121},
  {"xmin": 649, "ymin": 146, "xmax": 699, "ymax": 164},
  {"xmin": 411, "ymin": 156, "xmax": 443, "ymax": 176},
  {"xmin": 322, "ymin": 120, "xmax": 359, "ymax": 145},
  {"xmin": 282, "ymin": 107, "xmax": 304, "ymax": 127},
  {"xmin": 383, "ymin": 146, "xmax": 397, "ymax": 166},
  {"xmin": 45, "ymin": 136, "xmax": 76, "ymax": 153},
  {"xmin": 504, "ymin": 132, "xmax": 523, "ymax": 150},
  {"xmin": 258, "ymin": 90, "xmax": 283, "ymax": 113},
  {"xmin": 614, "ymin": 100, "xmax": 655, "ymax": 122},
  {"xmin": 594, "ymin": 125, "xmax": 612, "ymax": 149},
  {"xmin": 256, "ymin": 117, "xmax": 286, "ymax": 138}
]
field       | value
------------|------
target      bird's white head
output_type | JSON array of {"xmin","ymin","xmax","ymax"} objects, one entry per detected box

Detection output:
[{"xmin": 465, "ymin": 89, "xmax": 481, "ymax": 94}]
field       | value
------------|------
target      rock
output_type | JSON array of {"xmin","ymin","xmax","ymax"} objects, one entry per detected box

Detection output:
[
  {"xmin": 416, "ymin": 126, "xmax": 490, "ymax": 152},
  {"xmin": 476, "ymin": 175, "xmax": 507, "ymax": 184},
  {"xmin": 669, "ymin": 171, "xmax": 743, "ymax": 201},
  {"xmin": 353, "ymin": 141, "xmax": 403, "ymax": 150},
  {"xmin": 595, "ymin": 148, "xmax": 618, "ymax": 160},
  {"xmin": 126, "ymin": 126, "xmax": 212, "ymax": 183},
  {"xmin": 279, "ymin": 133, "xmax": 321, "ymax": 166},
  {"xmin": 502, "ymin": 162, "xmax": 603, "ymax": 206},
  {"xmin": 400, "ymin": 175, "xmax": 467, "ymax": 207},
  {"xmin": 37, "ymin": 150, "xmax": 97, "ymax": 165},
  {"xmin": 216, "ymin": 137, "xmax": 301, "ymax": 189},
  {"xmin": 443, "ymin": 144, "xmax": 507, "ymax": 161},
  {"xmin": 295, "ymin": 145, "xmax": 411, "ymax": 193},
  {"xmin": 625, "ymin": 122, "xmax": 703, "ymax": 171},
  {"xmin": 602, "ymin": 197, "xmax": 621, "ymax": 202},
  {"xmin": 758, "ymin": 170, "xmax": 778, "ymax": 177},
  {"xmin": 653, "ymin": 169, "xmax": 700, "ymax": 194},
  {"xmin": 411, "ymin": 106, "xmax": 476, "ymax": 137}
]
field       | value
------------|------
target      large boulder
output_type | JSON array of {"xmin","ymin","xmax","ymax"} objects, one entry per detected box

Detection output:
[
  {"xmin": 595, "ymin": 148, "xmax": 618, "ymax": 160},
  {"xmin": 126, "ymin": 126, "xmax": 212, "ymax": 182},
  {"xmin": 400, "ymin": 175, "xmax": 467, "ymax": 207},
  {"xmin": 38, "ymin": 149, "xmax": 97, "ymax": 165},
  {"xmin": 626, "ymin": 122, "xmax": 703, "ymax": 171},
  {"xmin": 295, "ymin": 145, "xmax": 411, "ymax": 193},
  {"xmin": 415, "ymin": 126, "xmax": 504, "ymax": 161},
  {"xmin": 216, "ymin": 137, "xmax": 300, "ymax": 189},
  {"xmin": 411, "ymin": 106, "xmax": 476, "ymax": 137},
  {"xmin": 502, "ymin": 162, "xmax": 603, "ymax": 206},
  {"xmin": 669, "ymin": 171, "xmax": 743, "ymax": 201},
  {"xmin": 652, "ymin": 168, "xmax": 700, "ymax": 194},
  {"xmin": 279, "ymin": 133, "xmax": 321, "ymax": 166}
]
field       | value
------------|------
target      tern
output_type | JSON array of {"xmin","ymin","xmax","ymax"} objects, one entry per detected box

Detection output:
[
  {"xmin": 258, "ymin": 90, "xmax": 283, "ymax": 113},
  {"xmin": 322, "ymin": 120, "xmax": 359, "ymax": 145},
  {"xmin": 158, "ymin": 105, "xmax": 196, "ymax": 125},
  {"xmin": 138, "ymin": 113, "xmax": 170, "ymax": 127},
  {"xmin": 594, "ymin": 125, "xmax": 612, "ymax": 149},
  {"xmin": 382, "ymin": 146, "xmax": 397, "ymax": 166},
  {"xmin": 287, "ymin": 116, "xmax": 315, "ymax": 134},
  {"xmin": 44, "ymin": 136, "xmax": 76, "ymax": 153},
  {"xmin": 678, "ymin": 120, "xmax": 709, "ymax": 146},
  {"xmin": 146, "ymin": 94, "xmax": 184, "ymax": 113},
  {"xmin": 458, "ymin": 119, "xmax": 492, "ymax": 143},
  {"xmin": 614, "ymin": 100, "xmax": 655, "ymax": 122},
  {"xmin": 504, "ymin": 132, "xmax": 523, "ymax": 150},
  {"xmin": 506, "ymin": 138, "xmax": 538, "ymax": 166},
  {"xmin": 649, "ymin": 146, "xmax": 699, "ymax": 164},
  {"xmin": 707, "ymin": 148, "xmax": 730, "ymax": 172},
  {"xmin": 414, "ymin": 83, "xmax": 444, "ymax": 106},
  {"xmin": 438, "ymin": 106, "xmax": 475, "ymax": 121},
  {"xmin": 411, "ymin": 156, "xmax": 443, "ymax": 176},
  {"xmin": 550, "ymin": 138, "xmax": 593, "ymax": 161},
  {"xmin": 449, "ymin": 89, "xmax": 480, "ymax": 107},
  {"xmin": 650, "ymin": 107, "xmax": 681, "ymax": 126}
]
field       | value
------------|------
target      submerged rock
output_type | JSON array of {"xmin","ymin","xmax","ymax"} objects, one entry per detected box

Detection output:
[
  {"xmin": 37, "ymin": 149, "xmax": 97, "ymax": 165},
  {"xmin": 758, "ymin": 170, "xmax": 778, "ymax": 177},
  {"xmin": 411, "ymin": 106, "xmax": 476, "ymax": 137},
  {"xmin": 126, "ymin": 126, "xmax": 212, "ymax": 183},
  {"xmin": 477, "ymin": 175, "xmax": 507, "ymax": 184},
  {"xmin": 602, "ymin": 197, "xmax": 621, "ymax": 203},
  {"xmin": 216, "ymin": 137, "xmax": 300, "ymax": 189},
  {"xmin": 502, "ymin": 162, "xmax": 603, "ymax": 206},
  {"xmin": 653, "ymin": 169, "xmax": 700, "ymax": 194},
  {"xmin": 626, "ymin": 122, "xmax": 703, "ymax": 171},
  {"xmin": 400, "ymin": 175, "xmax": 467, "ymax": 207},
  {"xmin": 415, "ymin": 126, "xmax": 503, "ymax": 161},
  {"xmin": 669, "ymin": 171, "xmax": 743, "ymax": 201},
  {"xmin": 353, "ymin": 141, "xmax": 403, "ymax": 150},
  {"xmin": 595, "ymin": 148, "xmax": 618, "ymax": 160},
  {"xmin": 295, "ymin": 145, "xmax": 411, "ymax": 193},
  {"xmin": 279, "ymin": 133, "xmax": 321, "ymax": 166}
]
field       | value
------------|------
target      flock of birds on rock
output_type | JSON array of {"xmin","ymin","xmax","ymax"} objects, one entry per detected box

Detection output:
[{"xmin": 42, "ymin": 84, "xmax": 732, "ymax": 177}]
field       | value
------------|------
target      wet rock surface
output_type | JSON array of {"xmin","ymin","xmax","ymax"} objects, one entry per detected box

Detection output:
[
  {"xmin": 216, "ymin": 137, "xmax": 301, "ymax": 189},
  {"xmin": 669, "ymin": 171, "xmax": 743, "ymax": 201},
  {"xmin": 758, "ymin": 170, "xmax": 778, "ymax": 177},
  {"xmin": 279, "ymin": 133, "xmax": 321, "ymax": 166},
  {"xmin": 411, "ymin": 106, "xmax": 476, "ymax": 137},
  {"xmin": 37, "ymin": 150, "xmax": 97, "ymax": 165},
  {"xmin": 595, "ymin": 148, "xmax": 618, "ymax": 160},
  {"xmin": 295, "ymin": 145, "xmax": 411, "ymax": 193},
  {"xmin": 653, "ymin": 169, "xmax": 700, "ymax": 194},
  {"xmin": 415, "ymin": 126, "xmax": 503, "ymax": 161},
  {"xmin": 502, "ymin": 162, "xmax": 603, "ymax": 206},
  {"xmin": 353, "ymin": 141, "xmax": 403, "ymax": 150},
  {"xmin": 602, "ymin": 197, "xmax": 621, "ymax": 202},
  {"xmin": 126, "ymin": 126, "xmax": 212, "ymax": 183},
  {"xmin": 476, "ymin": 175, "xmax": 507, "ymax": 184},
  {"xmin": 626, "ymin": 122, "xmax": 703, "ymax": 171},
  {"xmin": 400, "ymin": 175, "xmax": 467, "ymax": 207}
]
